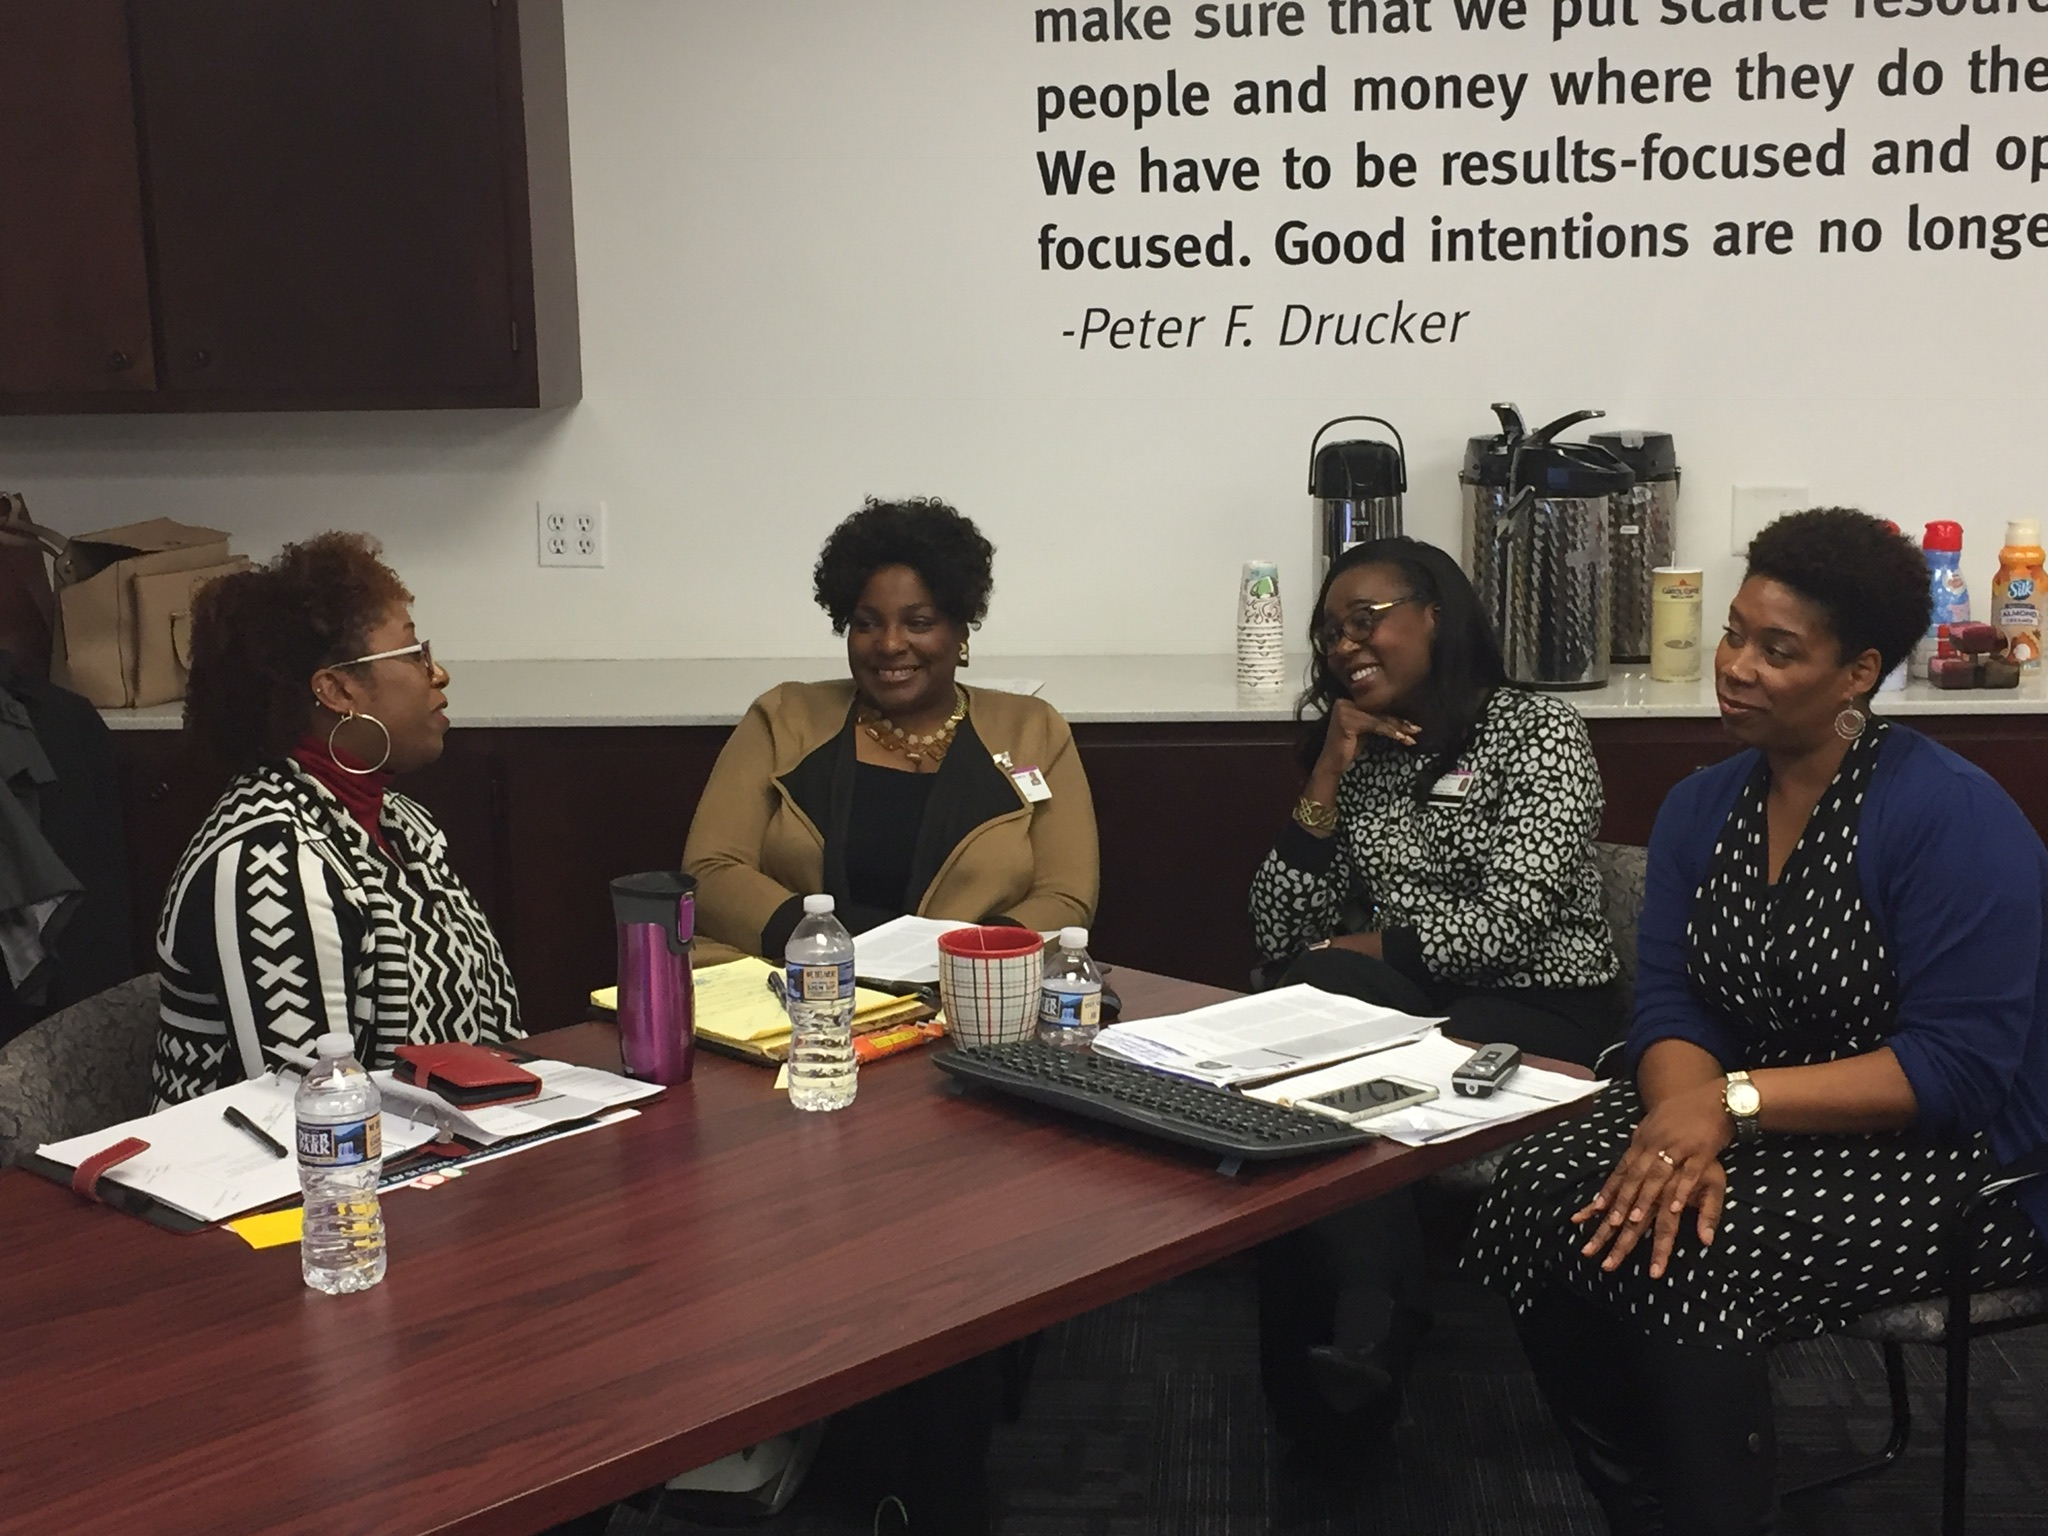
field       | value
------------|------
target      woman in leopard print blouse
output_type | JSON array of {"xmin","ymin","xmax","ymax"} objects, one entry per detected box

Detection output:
[{"xmin": 1248, "ymin": 536, "xmax": 1620, "ymax": 1457}]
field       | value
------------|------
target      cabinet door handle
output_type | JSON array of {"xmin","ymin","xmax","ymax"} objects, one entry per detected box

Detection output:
[
  {"xmin": 109, "ymin": 350, "xmax": 134, "ymax": 372},
  {"xmin": 188, "ymin": 349, "xmax": 212, "ymax": 370},
  {"xmin": 149, "ymin": 780, "xmax": 171, "ymax": 803}
]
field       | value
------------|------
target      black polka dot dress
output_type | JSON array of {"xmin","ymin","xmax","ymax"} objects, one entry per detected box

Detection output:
[{"xmin": 1467, "ymin": 722, "xmax": 2047, "ymax": 1348}]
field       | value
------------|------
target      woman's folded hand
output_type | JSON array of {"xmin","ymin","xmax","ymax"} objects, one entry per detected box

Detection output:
[{"xmin": 1572, "ymin": 1082, "xmax": 1733, "ymax": 1278}]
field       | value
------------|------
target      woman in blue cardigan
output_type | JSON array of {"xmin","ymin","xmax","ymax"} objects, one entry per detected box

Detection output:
[{"xmin": 1468, "ymin": 508, "xmax": 2048, "ymax": 1536}]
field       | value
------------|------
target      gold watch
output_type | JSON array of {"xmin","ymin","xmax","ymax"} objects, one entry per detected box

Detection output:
[
  {"xmin": 1292, "ymin": 796, "xmax": 1338, "ymax": 833},
  {"xmin": 1723, "ymin": 1071, "xmax": 1762, "ymax": 1144}
]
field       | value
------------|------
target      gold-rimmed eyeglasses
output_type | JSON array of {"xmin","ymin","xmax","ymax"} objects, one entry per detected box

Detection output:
[{"xmin": 1311, "ymin": 596, "xmax": 1424, "ymax": 653}]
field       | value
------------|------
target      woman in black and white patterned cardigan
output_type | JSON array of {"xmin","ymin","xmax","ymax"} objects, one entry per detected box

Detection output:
[
  {"xmin": 1248, "ymin": 536, "xmax": 1619, "ymax": 1454},
  {"xmin": 150, "ymin": 533, "xmax": 519, "ymax": 1107}
]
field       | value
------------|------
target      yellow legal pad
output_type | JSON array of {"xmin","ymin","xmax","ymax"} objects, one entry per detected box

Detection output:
[{"xmin": 592, "ymin": 956, "xmax": 926, "ymax": 1062}]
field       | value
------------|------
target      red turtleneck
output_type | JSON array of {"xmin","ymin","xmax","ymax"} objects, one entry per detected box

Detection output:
[{"xmin": 290, "ymin": 735, "xmax": 394, "ymax": 854}]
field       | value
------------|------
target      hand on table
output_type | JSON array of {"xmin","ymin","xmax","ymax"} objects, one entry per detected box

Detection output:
[{"xmin": 1572, "ymin": 1082, "xmax": 1733, "ymax": 1279}]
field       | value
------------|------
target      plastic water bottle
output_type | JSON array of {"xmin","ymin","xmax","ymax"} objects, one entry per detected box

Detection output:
[
  {"xmin": 295, "ymin": 1032, "xmax": 386, "ymax": 1294},
  {"xmin": 1037, "ymin": 927, "xmax": 1104, "ymax": 1052},
  {"xmin": 785, "ymin": 894, "xmax": 857, "ymax": 1111}
]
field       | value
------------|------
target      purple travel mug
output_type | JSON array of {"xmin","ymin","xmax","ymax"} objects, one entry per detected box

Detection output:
[{"xmin": 610, "ymin": 871, "xmax": 697, "ymax": 1084}]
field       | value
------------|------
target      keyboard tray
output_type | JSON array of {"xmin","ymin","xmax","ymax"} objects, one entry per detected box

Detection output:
[{"xmin": 934, "ymin": 1039, "xmax": 1376, "ymax": 1162}]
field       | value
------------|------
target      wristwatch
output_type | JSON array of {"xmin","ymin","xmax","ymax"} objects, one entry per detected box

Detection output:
[{"xmin": 1723, "ymin": 1071, "xmax": 1763, "ymax": 1144}]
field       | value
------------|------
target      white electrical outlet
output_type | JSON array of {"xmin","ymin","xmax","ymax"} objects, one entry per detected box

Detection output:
[
  {"xmin": 538, "ymin": 500, "xmax": 605, "ymax": 568},
  {"xmin": 1730, "ymin": 486, "xmax": 1807, "ymax": 555}
]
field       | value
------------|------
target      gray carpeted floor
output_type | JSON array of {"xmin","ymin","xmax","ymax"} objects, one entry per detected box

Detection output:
[{"xmin": 617, "ymin": 1254, "xmax": 2048, "ymax": 1535}]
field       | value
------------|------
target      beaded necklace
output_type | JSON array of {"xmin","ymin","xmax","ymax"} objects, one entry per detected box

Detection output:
[{"xmin": 858, "ymin": 687, "xmax": 967, "ymax": 768}]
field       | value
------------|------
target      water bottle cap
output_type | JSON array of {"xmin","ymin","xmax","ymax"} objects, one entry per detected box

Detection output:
[
  {"xmin": 1059, "ymin": 926, "xmax": 1089, "ymax": 950},
  {"xmin": 803, "ymin": 894, "xmax": 835, "ymax": 915},
  {"xmin": 1923, "ymin": 520, "xmax": 1962, "ymax": 552},
  {"xmin": 315, "ymin": 1033, "xmax": 355, "ymax": 1058}
]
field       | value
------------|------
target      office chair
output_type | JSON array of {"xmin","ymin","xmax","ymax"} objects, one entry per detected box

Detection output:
[
  {"xmin": 1432, "ymin": 841, "xmax": 1646, "ymax": 1195},
  {"xmin": 0, "ymin": 972, "xmax": 158, "ymax": 1165},
  {"xmin": 1786, "ymin": 1149, "xmax": 2048, "ymax": 1536}
]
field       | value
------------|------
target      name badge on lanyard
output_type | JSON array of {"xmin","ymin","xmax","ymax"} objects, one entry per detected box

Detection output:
[{"xmin": 1426, "ymin": 769, "xmax": 1476, "ymax": 807}]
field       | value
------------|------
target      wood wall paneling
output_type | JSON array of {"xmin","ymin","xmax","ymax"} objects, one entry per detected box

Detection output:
[
  {"xmin": 493, "ymin": 727, "xmax": 728, "ymax": 1029},
  {"xmin": 0, "ymin": 0, "xmax": 156, "ymax": 397},
  {"xmin": 108, "ymin": 711, "xmax": 2048, "ymax": 1034},
  {"xmin": 1073, "ymin": 723, "xmax": 1304, "ymax": 991},
  {"xmin": 1588, "ymin": 718, "xmax": 1745, "ymax": 846}
]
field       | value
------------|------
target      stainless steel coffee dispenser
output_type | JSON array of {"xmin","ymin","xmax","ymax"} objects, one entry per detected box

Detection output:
[
  {"xmin": 1310, "ymin": 416, "xmax": 1406, "ymax": 577},
  {"xmin": 1587, "ymin": 430, "xmax": 1680, "ymax": 665},
  {"xmin": 1460, "ymin": 407, "xmax": 1520, "ymax": 626},
  {"xmin": 1466, "ymin": 404, "xmax": 1635, "ymax": 692}
]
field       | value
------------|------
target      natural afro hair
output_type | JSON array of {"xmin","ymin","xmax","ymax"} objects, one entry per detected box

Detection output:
[
  {"xmin": 1745, "ymin": 508, "xmax": 1930, "ymax": 681},
  {"xmin": 812, "ymin": 498, "xmax": 994, "ymax": 634},
  {"xmin": 184, "ymin": 532, "xmax": 412, "ymax": 770}
]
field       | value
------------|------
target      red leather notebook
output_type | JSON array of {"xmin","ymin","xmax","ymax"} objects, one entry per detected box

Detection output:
[{"xmin": 392, "ymin": 1043, "xmax": 542, "ymax": 1106}]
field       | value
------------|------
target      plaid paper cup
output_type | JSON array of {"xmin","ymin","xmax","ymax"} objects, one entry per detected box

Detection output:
[{"xmin": 938, "ymin": 927, "xmax": 1046, "ymax": 1048}]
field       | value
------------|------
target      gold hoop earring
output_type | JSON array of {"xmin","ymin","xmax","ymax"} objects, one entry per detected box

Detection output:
[
  {"xmin": 957, "ymin": 637, "xmax": 971, "ymax": 667},
  {"xmin": 1833, "ymin": 705, "xmax": 1867, "ymax": 742},
  {"xmin": 327, "ymin": 710, "xmax": 393, "ymax": 774}
]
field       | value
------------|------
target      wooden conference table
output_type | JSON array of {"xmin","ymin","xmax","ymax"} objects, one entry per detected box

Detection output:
[{"xmin": 0, "ymin": 970, "xmax": 1590, "ymax": 1536}]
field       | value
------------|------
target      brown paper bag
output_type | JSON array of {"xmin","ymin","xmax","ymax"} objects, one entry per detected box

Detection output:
[{"xmin": 54, "ymin": 519, "xmax": 249, "ymax": 709}]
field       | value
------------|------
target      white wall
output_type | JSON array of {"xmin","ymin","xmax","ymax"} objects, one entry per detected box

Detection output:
[{"xmin": 3, "ymin": 1, "xmax": 2043, "ymax": 659}]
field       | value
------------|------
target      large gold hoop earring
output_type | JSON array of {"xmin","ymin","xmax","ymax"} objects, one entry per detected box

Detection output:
[
  {"xmin": 327, "ymin": 710, "xmax": 393, "ymax": 774},
  {"xmin": 1833, "ymin": 705, "xmax": 1868, "ymax": 742}
]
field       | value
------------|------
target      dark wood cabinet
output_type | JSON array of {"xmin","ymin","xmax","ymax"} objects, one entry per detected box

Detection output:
[
  {"xmin": 107, "ymin": 710, "xmax": 2048, "ymax": 1022},
  {"xmin": 0, "ymin": 0, "xmax": 577, "ymax": 413},
  {"xmin": 0, "ymin": 1, "xmax": 156, "ymax": 397}
]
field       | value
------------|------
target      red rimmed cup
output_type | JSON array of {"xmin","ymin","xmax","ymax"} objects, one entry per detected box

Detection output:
[{"xmin": 937, "ymin": 926, "xmax": 1046, "ymax": 1048}]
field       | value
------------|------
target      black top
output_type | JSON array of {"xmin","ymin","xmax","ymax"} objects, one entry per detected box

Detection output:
[{"xmin": 845, "ymin": 761, "xmax": 939, "ymax": 919}]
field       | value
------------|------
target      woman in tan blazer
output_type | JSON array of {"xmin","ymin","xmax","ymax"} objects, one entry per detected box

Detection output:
[
  {"xmin": 680, "ymin": 496, "xmax": 1099, "ymax": 1533},
  {"xmin": 685, "ymin": 497, "xmax": 1099, "ymax": 959}
]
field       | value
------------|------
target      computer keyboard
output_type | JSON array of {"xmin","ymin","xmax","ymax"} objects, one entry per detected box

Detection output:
[{"xmin": 934, "ymin": 1039, "xmax": 1377, "ymax": 1162}]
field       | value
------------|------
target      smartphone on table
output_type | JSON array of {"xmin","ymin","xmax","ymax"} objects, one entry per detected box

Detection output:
[{"xmin": 1285, "ymin": 1076, "xmax": 1438, "ymax": 1125}]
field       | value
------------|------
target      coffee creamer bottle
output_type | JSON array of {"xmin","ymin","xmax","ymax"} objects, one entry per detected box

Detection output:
[
  {"xmin": 1992, "ymin": 520, "xmax": 2045, "ymax": 669},
  {"xmin": 1913, "ymin": 521, "xmax": 1970, "ymax": 680}
]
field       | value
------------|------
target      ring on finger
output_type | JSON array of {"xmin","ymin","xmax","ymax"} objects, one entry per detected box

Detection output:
[{"xmin": 1655, "ymin": 1149, "xmax": 1676, "ymax": 1167}]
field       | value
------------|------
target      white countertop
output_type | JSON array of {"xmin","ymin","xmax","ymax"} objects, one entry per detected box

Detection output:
[{"xmin": 98, "ymin": 655, "xmax": 2048, "ymax": 731}]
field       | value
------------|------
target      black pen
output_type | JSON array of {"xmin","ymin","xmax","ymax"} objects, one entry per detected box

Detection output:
[{"xmin": 223, "ymin": 1104, "xmax": 289, "ymax": 1159}]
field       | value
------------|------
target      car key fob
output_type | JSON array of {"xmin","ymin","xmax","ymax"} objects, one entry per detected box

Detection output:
[{"xmin": 1451, "ymin": 1042, "xmax": 1523, "ymax": 1098}]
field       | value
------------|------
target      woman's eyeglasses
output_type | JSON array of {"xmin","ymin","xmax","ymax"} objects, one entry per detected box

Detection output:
[
  {"xmin": 338, "ymin": 640, "xmax": 435, "ymax": 674},
  {"xmin": 1311, "ymin": 596, "xmax": 1423, "ymax": 653}
]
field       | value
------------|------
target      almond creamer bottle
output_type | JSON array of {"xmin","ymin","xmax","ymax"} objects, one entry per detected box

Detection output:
[{"xmin": 1992, "ymin": 520, "xmax": 2045, "ymax": 669}]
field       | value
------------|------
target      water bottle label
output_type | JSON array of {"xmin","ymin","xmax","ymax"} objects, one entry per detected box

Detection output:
[
  {"xmin": 791, "ymin": 959, "xmax": 855, "ymax": 1003},
  {"xmin": 297, "ymin": 1116, "xmax": 381, "ymax": 1168},
  {"xmin": 1039, "ymin": 987, "xmax": 1101, "ymax": 1029}
]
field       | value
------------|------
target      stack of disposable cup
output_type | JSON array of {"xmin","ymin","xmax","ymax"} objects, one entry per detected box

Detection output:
[{"xmin": 1237, "ymin": 561, "xmax": 1287, "ymax": 690}]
